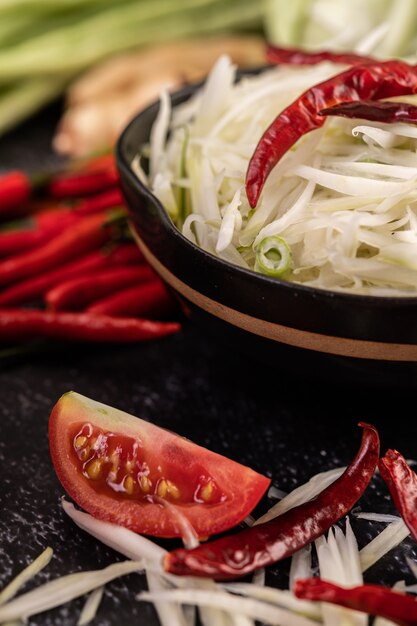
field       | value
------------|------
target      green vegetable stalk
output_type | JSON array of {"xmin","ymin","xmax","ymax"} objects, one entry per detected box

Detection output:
[{"xmin": 0, "ymin": 0, "xmax": 265, "ymax": 137}]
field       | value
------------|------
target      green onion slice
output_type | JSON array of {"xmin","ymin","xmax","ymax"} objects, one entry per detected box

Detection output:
[{"xmin": 255, "ymin": 235, "xmax": 293, "ymax": 278}]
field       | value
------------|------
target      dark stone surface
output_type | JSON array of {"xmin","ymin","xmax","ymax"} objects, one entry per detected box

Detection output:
[{"xmin": 1, "ymin": 103, "xmax": 417, "ymax": 625}]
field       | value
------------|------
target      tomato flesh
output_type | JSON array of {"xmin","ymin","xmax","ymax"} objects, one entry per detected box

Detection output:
[
  {"xmin": 71, "ymin": 422, "xmax": 224, "ymax": 505},
  {"xmin": 49, "ymin": 392, "xmax": 270, "ymax": 538}
]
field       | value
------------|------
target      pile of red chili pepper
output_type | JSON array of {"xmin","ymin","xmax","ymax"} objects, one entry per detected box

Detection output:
[{"xmin": 0, "ymin": 153, "xmax": 181, "ymax": 347}]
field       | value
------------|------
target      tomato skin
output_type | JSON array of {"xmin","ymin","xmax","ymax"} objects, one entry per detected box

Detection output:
[{"xmin": 48, "ymin": 392, "xmax": 270, "ymax": 538}]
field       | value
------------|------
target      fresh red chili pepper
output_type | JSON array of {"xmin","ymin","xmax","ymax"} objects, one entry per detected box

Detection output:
[
  {"xmin": 0, "ymin": 211, "xmax": 115, "ymax": 287},
  {"xmin": 0, "ymin": 211, "xmax": 83, "ymax": 257},
  {"xmin": 48, "ymin": 166, "xmax": 119, "ymax": 199},
  {"xmin": 45, "ymin": 265, "xmax": 155, "ymax": 311},
  {"xmin": 246, "ymin": 60, "xmax": 417, "ymax": 208},
  {"xmin": 35, "ymin": 188, "xmax": 125, "ymax": 230},
  {"xmin": 72, "ymin": 187, "xmax": 124, "ymax": 216},
  {"xmin": 86, "ymin": 279, "xmax": 176, "ymax": 318},
  {"xmin": 320, "ymin": 99, "xmax": 417, "ymax": 124},
  {"xmin": 71, "ymin": 151, "xmax": 115, "ymax": 174},
  {"xmin": 379, "ymin": 449, "xmax": 417, "ymax": 542},
  {"xmin": 0, "ymin": 309, "xmax": 180, "ymax": 343},
  {"xmin": 266, "ymin": 44, "xmax": 375, "ymax": 67},
  {"xmin": 0, "ymin": 244, "xmax": 144, "ymax": 306},
  {"xmin": 0, "ymin": 170, "xmax": 32, "ymax": 217},
  {"xmin": 0, "ymin": 192, "xmax": 127, "ymax": 258},
  {"xmin": 164, "ymin": 422, "xmax": 379, "ymax": 580},
  {"xmin": 294, "ymin": 578, "xmax": 417, "ymax": 626}
]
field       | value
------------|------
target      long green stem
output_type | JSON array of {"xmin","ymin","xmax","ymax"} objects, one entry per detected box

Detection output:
[
  {"xmin": 0, "ymin": 77, "xmax": 68, "ymax": 136},
  {"xmin": 0, "ymin": 0, "xmax": 263, "ymax": 81}
]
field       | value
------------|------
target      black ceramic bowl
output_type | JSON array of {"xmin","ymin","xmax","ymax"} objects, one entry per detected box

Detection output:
[{"xmin": 116, "ymin": 79, "xmax": 417, "ymax": 387}]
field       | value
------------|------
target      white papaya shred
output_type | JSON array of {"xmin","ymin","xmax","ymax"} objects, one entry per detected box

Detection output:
[{"xmin": 140, "ymin": 55, "xmax": 417, "ymax": 294}]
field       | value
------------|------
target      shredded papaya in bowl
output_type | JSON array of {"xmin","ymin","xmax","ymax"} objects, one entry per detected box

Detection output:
[{"xmin": 116, "ymin": 55, "xmax": 417, "ymax": 368}]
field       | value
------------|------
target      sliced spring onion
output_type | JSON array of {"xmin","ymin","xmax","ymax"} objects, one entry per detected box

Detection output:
[{"xmin": 254, "ymin": 235, "xmax": 293, "ymax": 278}]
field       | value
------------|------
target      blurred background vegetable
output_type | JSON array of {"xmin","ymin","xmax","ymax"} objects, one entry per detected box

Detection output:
[{"xmin": 0, "ymin": 0, "xmax": 416, "ymax": 158}]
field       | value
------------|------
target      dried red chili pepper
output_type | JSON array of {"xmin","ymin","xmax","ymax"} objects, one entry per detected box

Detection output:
[
  {"xmin": 0, "ymin": 309, "xmax": 180, "ymax": 343},
  {"xmin": 295, "ymin": 578, "xmax": 417, "ymax": 626},
  {"xmin": 320, "ymin": 99, "xmax": 417, "ymax": 124},
  {"xmin": 379, "ymin": 449, "xmax": 417, "ymax": 542},
  {"xmin": 164, "ymin": 422, "xmax": 379, "ymax": 580},
  {"xmin": 45, "ymin": 265, "xmax": 155, "ymax": 311},
  {"xmin": 0, "ymin": 211, "xmax": 115, "ymax": 287},
  {"xmin": 246, "ymin": 60, "xmax": 417, "ymax": 208},
  {"xmin": 87, "ymin": 279, "xmax": 176, "ymax": 318},
  {"xmin": 266, "ymin": 44, "xmax": 375, "ymax": 67},
  {"xmin": 0, "ymin": 244, "xmax": 143, "ymax": 306},
  {"xmin": 0, "ymin": 170, "xmax": 32, "ymax": 217}
]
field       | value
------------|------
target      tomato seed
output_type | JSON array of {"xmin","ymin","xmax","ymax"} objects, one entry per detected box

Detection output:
[
  {"xmin": 157, "ymin": 479, "xmax": 168, "ymax": 498},
  {"xmin": 124, "ymin": 475, "xmax": 135, "ymax": 495},
  {"xmin": 86, "ymin": 459, "xmax": 103, "ymax": 480},
  {"xmin": 200, "ymin": 481, "xmax": 214, "ymax": 502},
  {"xmin": 75, "ymin": 435, "xmax": 87, "ymax": 449},
  {"xmin": 140, "ymin": 475, "xmax": 151, "ymax": 493}
]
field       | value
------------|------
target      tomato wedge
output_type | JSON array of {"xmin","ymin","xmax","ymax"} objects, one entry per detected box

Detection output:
[{"xmin": 49, "ymin": 392, "xmax": 270, "ymax": 538}]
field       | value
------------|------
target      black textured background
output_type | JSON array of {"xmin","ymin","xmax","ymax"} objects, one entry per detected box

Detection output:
[{"xmin": 1, "ymin": 102, "xmax": 417, "ymax": 625}]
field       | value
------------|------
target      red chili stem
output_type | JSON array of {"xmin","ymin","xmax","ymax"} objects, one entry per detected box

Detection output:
[
  {"xmin": 0, "ymin": 244, "xmax": 144, "ymax": 307},
  {"xmin": 86, "ymin": 279, "xmax": 176, "ymax": 318},
  {"xmin": 319, "ymin": 99, "xmax": 417, "ymax": 124},
  {"xmin": 45, "ymin": 265, "xmax": 155, "ymax": 311},
  {"xmin": 379, "ymin": 449, "xmax": 417, "ymax": 542},
  {"xmin": 294, "ymin": 578, "xmax": 417, "ymax": 626},
  {"xmin": 266, "ymin": 44, "xmax": 376, "ymax": 67},
  {"xmin": 164, "ymin": 422, "xmax": 380, "ymax": 580},
  {"xmin": 0, "ymin": 211, "xmax": 115, "ymax": 287},
  {"xmin": 0, "ymin": 309, "xmax": 180, "ymax": 343},
  {"xmin": 0, "ymin": 170, "xmax": 32, "ymax": 216},
  {"xmin": 246, "ymin": 60, "xmax": 417, "ymax": 208}
]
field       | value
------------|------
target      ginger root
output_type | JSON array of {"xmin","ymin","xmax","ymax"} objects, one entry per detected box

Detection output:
[{"xmin": 53, "ymin": 35, "xmax": 266, "ymax": 157}]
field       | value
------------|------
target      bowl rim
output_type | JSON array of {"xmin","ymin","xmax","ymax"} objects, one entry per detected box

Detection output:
[{"xmin": 116, "ymin": 70, "xmax": 417, "ymax": 308}]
